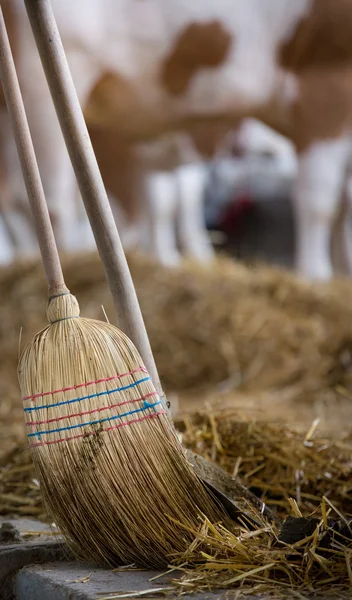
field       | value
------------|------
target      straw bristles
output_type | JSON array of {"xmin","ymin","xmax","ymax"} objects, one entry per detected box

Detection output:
[{"xmin": 18, "ymin": 292, "xmax": 229, "ymax": 568}]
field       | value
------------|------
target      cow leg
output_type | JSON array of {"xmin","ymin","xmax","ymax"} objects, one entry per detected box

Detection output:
[
  {"xmin": 294, "ymin": 138, "xmax": 350, "ymax": 280},
  {"xmin": 0, "ymin": 203, "xmax": 38, "ymax": 258},
  {"xmin": 18, "ymin": 48, "xmax": 100, "ymax": 252},
  {"xmin": 144, "ymin": 170, "xmax": 181, "ymax": 267},
  {"xmin": 0, "ymin": 213, "xmax": 14, "ymax": 264},
  {"xmin": 0, "ymin": 112, "xmax": 38, "ymax": 258},
  {"xmin": 88, "ymin": 127, "xmax": 146, "ymax": 254},
  {"xmin": 176, "ymin": 163, "xmax": 214, "ymax": 262},
  {"xmin": 14, "ymin": 54, "xmax": 75, "ymax": 250},
  {"xmin": 339, "ymin": 170, "xmax": 352, "ymax": 275},
  {"xmin": 109, "ymin": 194, "xmax": 140, "ymax": 251}
]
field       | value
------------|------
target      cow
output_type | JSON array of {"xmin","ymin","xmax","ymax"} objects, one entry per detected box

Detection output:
[
  {"xmin": 1, "ymin": 0, "xmax": 352, "ymax": 280},
  {"xmin": 86, "ymin": 107, "xmax": 215, "ymax": 267}
]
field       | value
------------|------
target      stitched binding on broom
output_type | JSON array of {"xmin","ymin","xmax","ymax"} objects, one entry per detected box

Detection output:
[
  {"xmin": 25, "ymin": 391, "xmax": 158, "ymax": 426},
  {"xmin": 51, "ymin": 316, "xmax": 80, "ymax": 323},
  {"xmin": 23, "ymin": 367, "xmax": 148, "ymax": 401},
  {"xmin": 23, "ymin": 376, "xmax": 151, "ymax": 412},
  {"xmin": 28, "ymin": 411, "xmax": 166, "ymax": 447},
  {"xmin": 48, "ymin": 292, "xmax": 71, "ymax": 301},
  {"xmin": 27, "ymin": 400, "xmax": 162, "ymax": 438}
]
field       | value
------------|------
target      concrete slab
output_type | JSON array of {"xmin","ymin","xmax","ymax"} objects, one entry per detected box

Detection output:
[
  {"xmin": 3, "ymin": 519, "xmax": 348, "ymax": 600},
  {"xmin": 0, "ymin": 518, "xmax": 60, "ymax": 541},
  {"xmin": 14, "ymin": 561, "xmax": 239, "ymax": 600},
  {"xmin": 0, "ymin": 518, "xmax": 71, "ymax": 600},
  {"xmin": 13, "ymin": 562, "xmax": 349, "ymax": 600}
]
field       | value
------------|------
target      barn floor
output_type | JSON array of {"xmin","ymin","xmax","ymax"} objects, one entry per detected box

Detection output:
[
  {"xmin": 1, "ymin": 519, "xmax": 271, "ymax": 600},
  {"xmin": 1, "ymin": 252, "xmax": 352, "ymax": 598},
  {"xmin": 11, "ymin": 558, "xmax": 351, "ymax": 600},
  {"xmin": 3, "ymin": 514, "xmax": 352, "ymax": 599}
]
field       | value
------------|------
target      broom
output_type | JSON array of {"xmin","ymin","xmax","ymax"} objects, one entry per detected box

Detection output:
[
  {"xmin": 23, "ymin": 0, "xmax": 273, "ymax": 529},
  {"xmin": 0, "ymin": 5, "xmax": 229, "ymax": 568}
]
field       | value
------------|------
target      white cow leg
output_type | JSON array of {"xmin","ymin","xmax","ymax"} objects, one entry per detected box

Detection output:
[
  {"xmin": 0, "ymin": 203, "xmax": 38, "ymax": 259},
  {"xmin": 294, "ymin": 138, "xmax": 350, "ymax": 281},
  {"xmin": 12, "ymin": 81, "xmax": 78, "ymax": 252},
  {"xmin": 1, "ymin": 135, "xmax": 74, "ymax": 256},
  {"xmin": 176, "ymin": 163, "xmax": 214, "ymax": 262},
  {"xmin": 144, "ymin": 171, "xmax": 181, "ymax": 267},
  {"xmin": 46, "ymin": 154, "xmax": 77, "ymax": 251},
  {"xmin": 0, "ymin": 114, "xmax": 38, "ymax": 259},
  {"xmin": 20, "ymin": 56, "xmax": 100, "ymax": 253},
  {"xmin": 110, "ymin": 196, "xmax": 141, "ymax": 251},
  {"xmin": 340, "ymin": 173, "xmax": 352, "ymax": 275},
  {"xmin": 0, "ymin": 213, "xmax": 15, "ymax": 264}
]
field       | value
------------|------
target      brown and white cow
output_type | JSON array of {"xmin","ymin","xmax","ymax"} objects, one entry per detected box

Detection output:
[
  {"xmin": 86, "ymin": 101, "xmax": 216, "ymax": 267},
  {"xmin": 1, "ymin": 0, "xmax": 352, "ymax": 279}
]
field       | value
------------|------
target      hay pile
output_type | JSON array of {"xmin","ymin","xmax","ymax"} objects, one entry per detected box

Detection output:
[
  {"xmin": 171, "ymin": 412, "xmax": 352, "ymax": 596},
  {"xmin": 1, "ymin": 251, "xmax": 352, "ymax": 450},
  {"xmin": 178, "ymin": 412, "xmax": 352, "ymax": 519},
  {"xmin": 0, "ymin": 444, "xmax": 43, "ymax": 519},
  {"xmin": 168, "ymin": 509, "xmax": 352, "ymax": 597}
]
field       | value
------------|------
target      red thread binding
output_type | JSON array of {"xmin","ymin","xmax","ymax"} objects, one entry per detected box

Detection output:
[
  {"xmin": 23, "ymin": 367, "xmax": 148, "ymax": 401},
  {"xmin": 28, "ymin": 411, "xmax": 166, "ymax": 447}
]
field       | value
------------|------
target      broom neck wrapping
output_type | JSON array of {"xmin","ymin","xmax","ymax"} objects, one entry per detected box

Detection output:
[{"xmin": 0, "ymin": 6, "xmax": 67, "ymax": 298}]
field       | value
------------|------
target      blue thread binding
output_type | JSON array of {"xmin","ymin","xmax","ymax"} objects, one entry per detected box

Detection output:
[
  {"xmin": 48, "ymin": 292, "xmax": 71, "ymax": 301},
  {"xmin": 143, "ymin": 399, "xmax": 159, "ymax": 412},
  {"xmin": 28, "ymin": 400, "xmax": 161, "ymax": 438},
  {"xmin": 51, "ymin": 316, "xmax": 80, "ymax": 324},
  {"xmin": 24, "ymin": 376, "xmax": 151, "ymax": 412}
]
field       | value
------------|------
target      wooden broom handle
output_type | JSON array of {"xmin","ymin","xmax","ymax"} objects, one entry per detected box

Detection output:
[
  {"xmin": 0, "ymin": 7, "xmax": 67, "ymax": 297},
  {"xmin": 24, "ymin": 0, "xmax": 168, "ymax": 413}
]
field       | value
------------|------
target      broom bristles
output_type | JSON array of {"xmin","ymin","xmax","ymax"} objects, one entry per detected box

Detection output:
[{"xmin": 18, "ymin": 292, "xmax": 228, "ymax": 567}]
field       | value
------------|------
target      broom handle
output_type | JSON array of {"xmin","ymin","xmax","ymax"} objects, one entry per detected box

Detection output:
[
  {"xmin": 0, "ymin": 7, "xmax": 67, "ymax": 297},
  {"xmin": 24, "ymin": 0, "xmax": 169, "ymax": 414}
]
